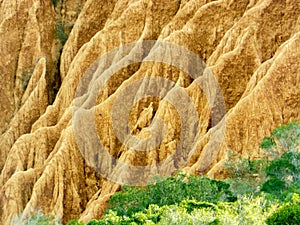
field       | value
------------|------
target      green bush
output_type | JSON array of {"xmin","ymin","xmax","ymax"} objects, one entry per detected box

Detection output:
[
  {"xmin": 261, "ymin": 122, "xmax": 300, "ymax": 153},
  {"xmin": 259, "ymin": 122, "xmax": 300, "ymax": 196},
  {"xmin": 271, "ymin": 122, "xmax": 300, "ymax": 151},
  {"xmin": 86, "ymin": 220, "xmax": 101, "ymax": 225},
  {"xmin": 106, "ymin": 174, "xmax": 236, "ymax": 217},
  {"xmin": 19, "ymin": 68, "xmax": 33, "ymax": 91},
  {"xmin": 261, "ymin": 178, "xmax": 286, "ymax": 195},
  {"xmin": 157, "ymin": 195, "xmax": 275, "ymax": 225},
  {"xmin": 69, "ymin": 122, "xmax": 300, "ymax": 225},
  {"xmin": 281, "ymin": 151, "xmax": 300, "ymax": 181},
  {"xmin": 93, "ymin": 195, "xmax": 277, "ymax": 225},
  {"xmin": 224, "ymin": 152, "xmax": 267, "ymax": 195},
  {"xmin": 55, "ymin": 22, "xmax": 69, "ymax": 46},
  {"xmin": 25, "ymin": 212, "xmax": 60, "ymax": 225},
  {"xmin": 224, "ymin": 157, "xmax": 252, "ymax": 178},
  {"xmin": 68, "ymin": 219, "xmax": 84, "ymax": 225},
  {"xmin": 265, "ymin": 158, "xmax": 295, "ymax": 181},
  {"xmin": 266, "ymin": 204, "xmax": 300, "ymax": 225},
  {"xmin": 261, "ymin": 137, "xmax": 276, "ymax": 150},
  {"xmin": 280, "ymin": 180, "xmax": 300, "ymax": 201},
  {"xmin": 52, "ymin": 0, "xmax": 58, "ymax": 7}
]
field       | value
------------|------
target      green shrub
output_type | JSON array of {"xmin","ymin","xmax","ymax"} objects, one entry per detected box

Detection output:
[
  {"xmin": 53, "ymin": 0, "xmax": 58, "ymax": 7},
  {"xmin": 93, "ymin": 195, "xmax": 276, "ymax": 225},
  {"xmin": 55, "ymin": 22, "xmax": 69, "ymax": 46},
  {"xmin": 281, "ymin": 151, "xmax": 300, "ymax": 181},
  {"xmin": 225, "ymin": 152, "xmax": 268, "ymax": 180},
  {"xmin": 262, "ymin": 122, "xmax": 300, "ymax": 154},
  {"xmin": 180, "ymin": 200, "xmax": 217, "ymax": 213},
  {"xmin": 157, "ymin": 195, "xmax": 275, "ymax": 225},
  {"xmin": 19, "ymin": 68, "xmax": 33, "ymax": 91},
  {"xmin": 224, "ymin": 152, "xmax": 267, "ymax": 195},
  {"xmin": 271, "ymin": 122, "xmax": 300, "ymax": 151},
  {"xmin": 266, "ymin": 203, "xmax": 300, "ymax": 225},
  {"xmin": 280, "ymin": 180, "xmax": 300, "ymax": 201},
  {"xmin": 106, "ymin": 174, "xmax": 236, "ymax": 217},
  {"xmin": 86, "ymin": 220, "xmax": 101, "ymax": 225},
  {"xmin": 25, "ymin": 212, "xmax": 60, "ymax": 225},
  {"xmin": 67, "ymin": 219, "xmax": 84, "ymax": 225},
  {"xmin": 224, "ymin": 157, "xmax": 252, "ymax": 178},
  {"xmin": 265, "ymin": 158, "xmax": 295, "ymax": 181},
  {"xmin": 261, "ymin": 178, "xmax": 286, "ymax": 195},
  {"xmin": 261, "ymin": 137, "xmax": 276, "ymax": 150},
  {"xmin": 259, "ymin": 122, "xmax": 300, "ymax": 196}
]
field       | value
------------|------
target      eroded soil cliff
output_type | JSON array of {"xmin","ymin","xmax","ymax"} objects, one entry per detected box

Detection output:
[{"xmin": 0, "ymin": 0, "xmax": 299, "ymax": 224}]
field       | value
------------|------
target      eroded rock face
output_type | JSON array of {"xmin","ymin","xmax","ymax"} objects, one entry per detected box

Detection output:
[{"xmin": 0, "ymin": 0, "xmax": 299, "ymax": 224}]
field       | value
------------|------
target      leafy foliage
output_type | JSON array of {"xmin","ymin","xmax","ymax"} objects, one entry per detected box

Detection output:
[
  {"xmin": 266, "ymin": 193, "xmax": 300, "ymax": 225},
  {"xmin": 160, "ymin": 195, "xmax": 276, "ymax": 225},
  {"xmin": 106, "ymin": 174, "xmax": 236, "ymax": 217},
  {"xmin": 261, "ymin": 178, "xmax": 286, "ymax": 195},
  {"xmin": 19, "ymin": 68, "xmax": 33, "ymax": 91},
  {"xmin": 280, "ymin": 180, "xmax": 300, "ymax": 201},
  {"xmin": 25, "ymin": 212, "xmax": 60, "ymax": 225},
  {"xmin": 68, "ymin": 219, "xmax": 85, "ymax": 225},
  {"xmin": 266, "ymin": 203, "xmax": 300, "ymax": 225},
  {"xmin": 261, "ymin": 137, "xmax": 276, "ymax": 150},
  {"xmin": 55, "ymin": 22, "xmax": 69, "ymax": 46},
  {"xmin": 52, "ymin": 0, "xmax": 58, "ymax": 8},
  {"xmin": 271, "ymin": 122, "xmax": 300, "ymax": 151},
  {"xmin": 225, "ymin": 122, "xmax": 300, "ymax": 196},
  {"xmin": 224, "ymin": 152, "xmax": 267, "ymax": 195},
  {"xmin": 261, "ymin": 122, "xmax": 300, "ymax": 153},
  {"xmin": 261, "ymin": 122, "xmax": 300, "ymax": 195},
  {"xmin": 90, "ymin": 196, "xmax": 276, "ymax": 225}
]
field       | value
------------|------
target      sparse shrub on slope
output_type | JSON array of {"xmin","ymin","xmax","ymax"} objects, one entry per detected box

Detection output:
[
  {"xmin": 224, "ymin": 153, "xmax": 267, "ymax": 195},
  {"xmin": 19, "ymin": 68, "xmax": 34, "ymax": 91},
  {"xmin": 261, "ymin": 121, "xmax": 300, "ymax": 156},
  {"xmin": 225, "ymin": 122, "xmax": 300, "ymax": 196},
  {"xmin": 55, "ymin": 22, "xmax": 69, "ymax": 46},
  {"xmin": 261, "ymin": 122, "xmax": 300, "ymax": 195},
  {"xmin": 25, "ymin": 211, "xmax": 61, "ymax": 225}
]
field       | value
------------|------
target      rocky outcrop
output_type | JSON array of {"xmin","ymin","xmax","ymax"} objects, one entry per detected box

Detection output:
[{"xmin": 0, "ymin": 0, "xmax": 299, "ymax": 224}]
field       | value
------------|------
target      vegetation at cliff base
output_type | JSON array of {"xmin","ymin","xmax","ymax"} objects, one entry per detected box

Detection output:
[
  {"xmin": 19, "ymin": 68, "xmax": 34, "ymax": 91},
  {"xmin": 55, "ymin": 22, "xmax": 69, "ymax": 46},
  {"xmin": 106, "ymin": 174, "xmax": 236, "ymax": 217},
  {"xmin": 25, "ymin": 211, "xmax": 60, "ymax": 225},
  {"xmin": 26, "ymin": 122, "xmax": 300, "ymax": 224}
]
